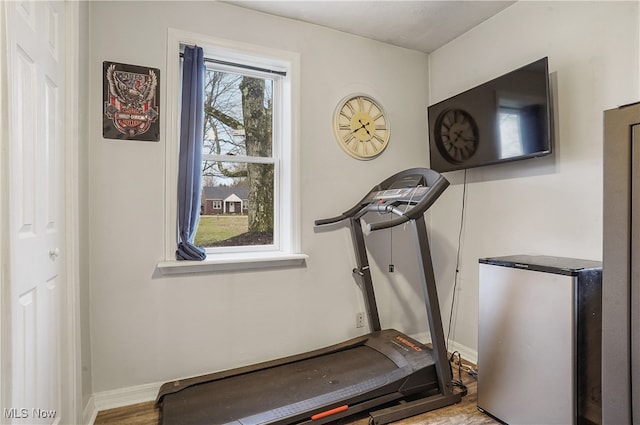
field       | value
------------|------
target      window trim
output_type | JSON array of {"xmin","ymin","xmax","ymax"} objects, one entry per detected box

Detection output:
[{"xmin": 160, "ymin": 28, "xmax": 305, "ymax": 273}]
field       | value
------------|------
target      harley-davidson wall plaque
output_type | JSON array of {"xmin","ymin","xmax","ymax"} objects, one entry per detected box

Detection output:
[{"xmin": 103, "ymin": 61, "xmax": 160, "ymax": 141}]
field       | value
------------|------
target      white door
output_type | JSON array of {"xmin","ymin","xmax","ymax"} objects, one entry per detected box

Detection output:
[{"xmin": 4, "ymin": 1, "xmax": 67, "ymax": 423}]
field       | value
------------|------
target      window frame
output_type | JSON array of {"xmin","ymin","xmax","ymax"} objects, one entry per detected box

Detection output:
[{"xmin": 159, "ymin": 29, "xmax": 305, "ymax": 273}]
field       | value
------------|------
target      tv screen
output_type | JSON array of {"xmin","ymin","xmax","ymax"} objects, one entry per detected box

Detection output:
[{"xmin": 428, "ymin": 57, "xmax": 552, "ymax": 173}]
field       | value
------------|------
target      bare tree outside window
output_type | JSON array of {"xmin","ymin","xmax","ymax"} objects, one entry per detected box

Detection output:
[{"xmin": 196, "ymin": 68, "xmax": 275, "ymax": 248}]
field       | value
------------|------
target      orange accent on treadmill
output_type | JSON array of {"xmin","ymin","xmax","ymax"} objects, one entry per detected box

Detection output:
[{"xmin": 311, "ymin": 405, "xmax": 349, "ymax": 421}]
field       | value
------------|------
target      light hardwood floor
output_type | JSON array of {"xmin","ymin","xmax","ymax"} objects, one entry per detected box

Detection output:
[{"xmin": 94, "ymin": 360, "xmax": 498, "ymax": 425}]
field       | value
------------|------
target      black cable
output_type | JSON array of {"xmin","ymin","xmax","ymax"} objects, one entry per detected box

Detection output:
[
  {"xmin": 389, "ymin": 227, "xmax": 393, "ymax": 268},
  {"xmin": 449, "ymin": 350, "xmax": 468, "ymax": 397},
  {"xmin": 442, "ymin": 171, "xmax": 469, "ymax": 399},
  {"xmin": 446, "ymin": 169, "xmax": 467, "ymax": 352}
]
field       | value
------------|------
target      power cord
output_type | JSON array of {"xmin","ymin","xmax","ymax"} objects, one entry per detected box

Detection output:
[
  {"xmin": 446, "ymin": 169, "xmax": 468, "ymax": 351},
  {"xmin": 449, "ymin": 351, "xmax": 469, "ymax": 397},
  {"xmin": 444, "ymin": 171, "xmax": 469, "ymax": 398},
  {"xmin": 466, "ymin": 365, "xmax": 478, "ymax": 379}
]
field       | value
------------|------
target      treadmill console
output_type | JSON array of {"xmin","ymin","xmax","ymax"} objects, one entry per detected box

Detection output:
[
  {"xmin": 370, "ymin": 186, "xmax": 429, "ymax": 203},
  {"xmin": 366, "ymin": 173, "xmax": 429, "ymax": 204},
  {"xmin": 388, "ymin": 174, "xmax": 426, "ymax": 189},
  {"xmin": 314, "ymin": 168, "xmax": 449, "ymax": 231}
]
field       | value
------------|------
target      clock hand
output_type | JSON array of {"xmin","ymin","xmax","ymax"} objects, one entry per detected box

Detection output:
[
  {"xmin": 350, "ymin": 120, "xmax": 371, "ymax": 135},
  {"xmin": 359, "ymin": 119, "xmax": 371, "ymax": 135},
  {"xmin": 350, "ymin": 124, "xmax": 366, "ymax": 135}
]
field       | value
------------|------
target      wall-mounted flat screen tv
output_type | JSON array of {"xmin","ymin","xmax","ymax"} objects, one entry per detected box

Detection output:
[{"xmin": 428, "ymin": 57, "xmax": 552, "ymax": 173}]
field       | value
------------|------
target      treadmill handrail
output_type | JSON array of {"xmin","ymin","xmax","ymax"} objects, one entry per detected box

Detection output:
[
  {"xmin": 314, "ymin": 198, "xmax": 371, "ymax": 227},
  {"xmin": 314, "ymin": 169, "xmax": 449, "ymax": 231},
  {"xmin": 315, "ymin": 168, "xmax": 449, "ymax": 231},
  {"xmin": 368, "ymin": 215, "xmax": 410, "ymax": 232},
  {"xmin": 314, "ymin": 214, "xmax": 348, "ymax": 226}
]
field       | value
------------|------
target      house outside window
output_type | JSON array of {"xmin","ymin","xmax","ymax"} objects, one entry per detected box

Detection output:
[
  {"xmin": 202, "ymin": 187, "xmax": 248, "ymax": 216},
  {"xmin": 163, "ymin": 29, "xmax": 303, "ymax": 270}
]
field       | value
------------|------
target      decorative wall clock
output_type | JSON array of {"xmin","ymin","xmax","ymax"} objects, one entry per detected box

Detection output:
[
  {"xmin": 433, "ymin": 108, "xmax": 479, "ymax": 164},
  {"xmin": 333, "ymin": 94, "xmax": 390, "ymax": 160}
]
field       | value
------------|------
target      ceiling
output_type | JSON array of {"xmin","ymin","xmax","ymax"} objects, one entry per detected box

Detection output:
[{"xmin": 224, "ymin": 1, "xmax": 516, "ymax": 53}]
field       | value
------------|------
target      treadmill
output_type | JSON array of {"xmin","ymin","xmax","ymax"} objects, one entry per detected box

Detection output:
[{"xmin": 155, "ymin": 167, "xmax": 462, "ymax": 425}]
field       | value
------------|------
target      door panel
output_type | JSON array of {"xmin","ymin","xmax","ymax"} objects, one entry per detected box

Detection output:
[
  {"xmin": 603, "ymin": 103, "xmax": 640, "ymax": 425},
  {"xmin": 632, "ymin": 122, "xmax": 640, "ymax": 425},
  {"xmin": 14, "ymin": 45, "xmax": 37, "ymax": 238},
  {"xmin": 5, "ymin": 1, "xmax": 66, "ymax": 423}
]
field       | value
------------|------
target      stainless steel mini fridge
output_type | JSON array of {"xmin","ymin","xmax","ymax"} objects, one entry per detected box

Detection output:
[{"xmin": 478, "ymin": 255, "xmax": 602, "ymax": 425}]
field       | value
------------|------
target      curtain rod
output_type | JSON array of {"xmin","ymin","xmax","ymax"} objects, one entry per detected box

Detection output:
[{"xmin": 179, "ymin": 52, "xmax": 287, "ymax": 77}]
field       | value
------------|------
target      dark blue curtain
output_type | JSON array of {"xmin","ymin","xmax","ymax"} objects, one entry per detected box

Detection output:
[{"xmin": 176, "ymin": 46, "xmax": 206, "ymax": 261}]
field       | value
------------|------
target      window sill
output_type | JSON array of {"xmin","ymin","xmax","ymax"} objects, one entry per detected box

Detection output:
[{"xmin": 156, "ymin": 252, "xmax": 308, "ymax": 275}]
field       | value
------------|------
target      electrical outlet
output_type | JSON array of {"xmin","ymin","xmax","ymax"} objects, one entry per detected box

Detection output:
[{"xmin": 356, "ymin": 312, "xmax": 365, "ymax": 328}]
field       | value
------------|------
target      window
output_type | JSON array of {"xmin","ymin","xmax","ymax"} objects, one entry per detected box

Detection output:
[
  {"xmin": 198, "ymin": 66, "xmax": 277, "ymax": 251},
  {"xmin": 161, "ymin": 29, "xmax": 304, "ymax": 272},
  {"xmin": 498, "ymin": 108, "xmax": 524, "ymax": 159}
]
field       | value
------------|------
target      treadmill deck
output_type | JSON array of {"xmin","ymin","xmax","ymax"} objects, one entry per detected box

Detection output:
[{"xmin": 157, "ymin": 330, "xmax": 438, "ymax": 425}]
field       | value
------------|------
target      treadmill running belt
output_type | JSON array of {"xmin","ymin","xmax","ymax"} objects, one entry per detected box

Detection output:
[{"xmin": 161, "ymin": 346, "xmax": 399, "ymax": 425}]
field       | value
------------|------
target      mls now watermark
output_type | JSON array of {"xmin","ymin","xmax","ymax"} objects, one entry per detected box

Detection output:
[{"xmin": 4, "ymin": 408, "xmax": 57, "ymax": 420}]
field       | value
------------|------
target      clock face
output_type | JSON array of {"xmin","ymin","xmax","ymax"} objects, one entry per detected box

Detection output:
[
  {"xmin": 434, "ymin": 108, "xmax": 479, "ymax": 164},
  {"xmin": 334, "ymin": 94, "xmax": 390, "ymax": 160}
]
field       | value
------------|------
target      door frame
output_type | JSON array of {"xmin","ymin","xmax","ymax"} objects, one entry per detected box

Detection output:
[
  {"xmin": 62, "ymin": 2, "xmax": 81, "ymax": 422},
  {"xmin": 1, "ymin": 0, "xmax": 9, "ymax": 420},
  {"xmin": 0, "ymin": 1, "xmax": 81, "ymax": 423},
  {"xmin": 603, "ymin": 102, "xmax": 640, "ymax": 425}
]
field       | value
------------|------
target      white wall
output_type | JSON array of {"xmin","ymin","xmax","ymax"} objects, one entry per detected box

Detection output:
[
  {"xmin": 87, "ymin": 0, "xmax": 640, "ymax": 401},
  {"xmin": 429, "ymin": 1, "xmax": 639, "ymax": 358},
  {"xmin": 87, "ymin": 1, "xmax": 431, "ymax": 394}
]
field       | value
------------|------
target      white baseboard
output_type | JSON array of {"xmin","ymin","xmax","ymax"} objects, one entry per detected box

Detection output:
[
  {"xmin": 83, "ymin": 381, "xmax": 162, "ymax": 425},
  {"xmin": 447, "ymin": 339, "xmax": 477, "ymax": 365},
  {"xmin": 410, "ymin": 332, "xmax": 478, "ymax": 365},
  {"xmin": 82, "ymin": 397, "xmax": 97, "ymax": 425}
]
